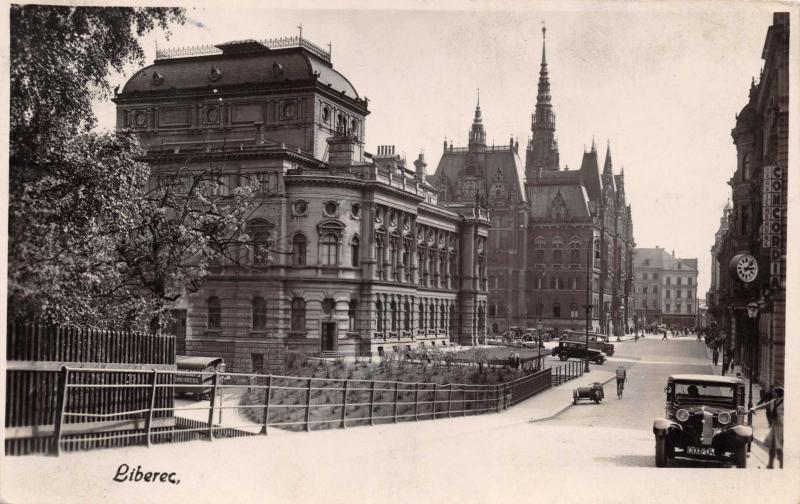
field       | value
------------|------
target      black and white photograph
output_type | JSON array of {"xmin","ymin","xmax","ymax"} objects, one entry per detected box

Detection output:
[{"xmin": 1, "ymin": 1, "xmax": 798, "ymax": 502}]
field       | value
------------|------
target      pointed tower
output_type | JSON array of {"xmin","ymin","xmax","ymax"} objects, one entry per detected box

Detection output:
[
  {"xmin": 602, "ymin": 140, "xmax": 617, "ymax": 195},
  {"xmin": 468, "ymin": 91, "xmax": 486, "ymax": 152},
  {"xmin": 525, "ymin": 24, "xmax": 560, "ymax": 177}
]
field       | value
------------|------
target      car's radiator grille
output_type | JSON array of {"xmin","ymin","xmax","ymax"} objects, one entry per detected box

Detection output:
[{"xmin": 682, "ymin": 414, "xmax": 704, "ymax": 439}]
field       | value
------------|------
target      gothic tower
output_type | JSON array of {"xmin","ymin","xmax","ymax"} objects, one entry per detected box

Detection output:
[
  {"xmin": 468, "ymin": 92, "xmax": 487, "ymax": 152},
  {"xmin": 525, "ymin": 25, "xmax": 560, "ymax": 176}
]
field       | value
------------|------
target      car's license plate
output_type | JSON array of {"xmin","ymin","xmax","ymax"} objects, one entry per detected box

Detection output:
[{"xmin": 686, "ymin": 446, "xmax": 715, "ymax": 456}]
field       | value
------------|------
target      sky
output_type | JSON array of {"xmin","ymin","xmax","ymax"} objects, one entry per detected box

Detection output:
[{"xmin": 92, "ymin": 1, "xmax": 789, "ymax": 298}]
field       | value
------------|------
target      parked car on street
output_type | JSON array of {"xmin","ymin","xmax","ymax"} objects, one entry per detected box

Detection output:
[
  {"xmin": 652, "ymin": 374, "xmax": 752, "ymax": 468},
  {"xmin": 551, "ymin": 341, "xmax": 606, "ymax": 364}
]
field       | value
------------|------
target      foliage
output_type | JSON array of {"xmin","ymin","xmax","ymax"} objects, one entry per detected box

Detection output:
[{"xmin": 7, "ymin": 6, "xmax": 274, "ymax": 329}]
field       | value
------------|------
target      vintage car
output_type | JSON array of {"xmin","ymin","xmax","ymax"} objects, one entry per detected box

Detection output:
[
  {"xmin": 653, "ymin": 374, "xmax": 752, "ymax": 468},
  {"xmin": 573, "ymin": 382, "xmax": 605, "ymax": 404},
  {"xmin": 551, "ymin": 341, "xmax": 606, "ymax": 364},
  {"xmin": 175, "ymin": 356, "xmax": 228, "ymax": 399},
  {"xmin": 561, "ymin": 331, "xmax": 615, "ymax": 356}
]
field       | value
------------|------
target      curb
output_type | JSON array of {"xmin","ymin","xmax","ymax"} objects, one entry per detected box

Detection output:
[{"xmin": 530, "ymin": 374, "xmax": 617, "ymax": 423}]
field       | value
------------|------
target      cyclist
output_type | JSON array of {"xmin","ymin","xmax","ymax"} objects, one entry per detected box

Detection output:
[{"xmin": 616, "ymin": 365, "xmax": 627, "ymax": 398}]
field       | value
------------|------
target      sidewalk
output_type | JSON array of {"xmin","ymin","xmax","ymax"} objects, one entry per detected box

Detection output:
[{"xmin": 704, "ymin": 346, "xmax": 771, "ymax": 450}]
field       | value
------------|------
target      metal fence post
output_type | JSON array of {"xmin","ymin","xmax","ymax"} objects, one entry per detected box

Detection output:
[
  {"xmin": 393, "ymin": 381, "xmax": 399, "ymax": 423},
  {"xmin": 51, "ymin": 366, "xmax": 70, "ymax": 456},
  {"xmin": 207, "ymin": 372, "xmax": 219, "ymax": 441},
  {"xmin": 341, "ymin": 379, "xmax": 349, "ymax": 429},
  {"xmin": 414, "ymin": 383, "xmax": 419, "ymax": 421},
  {"xmin": 369, "ymin": 381, "xmax": 376, "ymax": 426},
  {"xmin": 432, "ymin": 383, "xmax": 438, "ymax": 419},
  {"xmin": 447, "ymin": 384, "xmax": 453, "ymax": 417},
  {"xmin": 262, "ymin": 375, "xmax": 272, "ymax": 435},
  {"xmin": 145, "ymin": 369, "xmax": 158, "ymax": 447},
  {"xmin": 495, "ymin": 384, "xmax": 501, "ymax": 413},
  {"xmin": 305, "ymin": 377, "xmax": 313, "ymax": 432}
]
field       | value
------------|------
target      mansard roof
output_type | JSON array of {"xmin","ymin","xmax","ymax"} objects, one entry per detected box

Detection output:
[
  {"xmin": 431, "ymin": 146, "xmax": 526, "ymax": 203},
  {"xmin": 634, "ymin": 247, "xmax": 698, "ymax": 272},
  {"xmin": 119, "ymin": 38, "xmax": 360, "ymax": 100}
]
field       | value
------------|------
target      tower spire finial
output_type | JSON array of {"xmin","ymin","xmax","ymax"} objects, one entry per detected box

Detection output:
[
  {"xmin": 541, "ymin": 21, "xmax": 547, "ymax": 65},
  {"xmin": 477, "ymin": 87, "xmax": 480, "ymax": 108}
]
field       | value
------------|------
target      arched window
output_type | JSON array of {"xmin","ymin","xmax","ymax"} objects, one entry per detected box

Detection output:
[
  {"xmin": 449, "ymin": 305, "xmax": 456, "ymax": 333},
  {"xmin": 430, "ymin": 301, "xmax": 436, "ymax": 330},
  {"xmin": 247, "ymin": 219, "xmax": 274, "ymax": 265},
  {"xmin": 553, "ymin": 302, "xmax": 561, "ymax": 318},
  {"xmin": 376, "ymin": 300, "xmax": 384, "ymax": 332},
  {"xmin": 440, "ymin": 305, "xmax": 446, "ymax": 330},
  {"xmin": 320, "ymin": 233, "xmax": 338, "ymax": 266},
  {"xmin": 390, "ymin": 300, "xmax": 398, "ymax": 331},
  {"xmin": 291, "ymin": 298, "xmax": 306, "ymax": 332},
  {"xmin": 488, "ymin": 304, "xmax": 496, "ymax": 317},
  {"xmin": 743, "ymin": 153, "xmax": 752, "ymax": 181},
  {"xmin": 477, "ymin": 305, "xmax": 485, "ymax": 331},
  {"xmin": 351, "ymin": 235, "xmax": 360, "ymax": 267},
  {"xmin": 348, "ymin": 300, "xmax": 358, "ymax": 332},
  {"xmin": 292, "ymin": 234, "xmax": 307, "ymax": 266},
  {"xmin": 207, "ymin": 296, "xmax": 221, "ymax": 329},
  {"xmin": 252, "ymin": 296, "xmax": 266, "ymax": 329},
  {"xmin": 419, "ymin": 301, "xmax": 426, "ymax": 331},
  {"xmin": 570, "ymin": 303, "xmax": 579, "ymax": 318},
  {"xmin": 404, "ymin": 301, "xmax": 411, "ymax": 331}
]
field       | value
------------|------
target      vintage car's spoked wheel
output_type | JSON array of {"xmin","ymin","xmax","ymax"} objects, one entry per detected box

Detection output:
[
  {"xmin": 735, "ymin": 445, "xmax": 747, "ymax": 468},
  {"xmin": 655, "ymin": 437, "xmax": 669, "ymax": 467},
  {"xmin": 559, "ymin": 352, "xmax": 569, "ymax": 361}
]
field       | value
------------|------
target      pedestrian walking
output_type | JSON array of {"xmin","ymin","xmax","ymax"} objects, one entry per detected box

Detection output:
[
  {"xmin": 662, "ymin": 330, "xmax": 667, "ymax": 341},
  {"xmin": 712, "ymin": 348, "xmax": 719, "ymax": 366},
  {"xmin": 750, "ymin": 386, "xmax": 784, "ymax": 469}
]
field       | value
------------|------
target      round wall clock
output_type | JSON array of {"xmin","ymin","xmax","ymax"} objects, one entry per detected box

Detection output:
[{"xmin": 729, "ymin": 254, "xmax": 758, "ymax": 283}]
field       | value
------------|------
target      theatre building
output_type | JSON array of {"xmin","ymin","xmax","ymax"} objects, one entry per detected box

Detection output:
[{"xmin": 115, "ymin": 37, "xmax": 489, "ymax": 372}]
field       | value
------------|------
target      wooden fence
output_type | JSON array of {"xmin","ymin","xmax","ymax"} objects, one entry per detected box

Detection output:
[{"xmin": 5, "ymin": 321, "xmax": 176, "ymax": 455}]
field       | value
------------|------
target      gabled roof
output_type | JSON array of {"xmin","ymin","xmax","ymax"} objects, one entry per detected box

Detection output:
[
  {"xmin": 528, "ymin": 183, "xmax": 590, "ymax": 219},
  {"xmin": 633, "ymin": 248, "xmax": 698, "ymax": 272},
  {"xmin": 578, "ymin": 150, "xmax": 602, "ymax": 201},
  {"xmin": 431, "ymin": 147, "xmax": 526, "ymax": 204}
]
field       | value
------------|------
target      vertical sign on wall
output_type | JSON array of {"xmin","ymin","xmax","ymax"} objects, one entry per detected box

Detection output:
[{"xmin": 761, "ymin": 165, "xmax": 786, "ymax": 290}]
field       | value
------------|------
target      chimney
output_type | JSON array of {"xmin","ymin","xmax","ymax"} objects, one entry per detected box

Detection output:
[
  {"xmin": 327, "ymin": 133, "xmax": 358, "ymax": 169},
  {"xmin": 414, "ymin": 152, "xmax": 427, "ymax": 182}
]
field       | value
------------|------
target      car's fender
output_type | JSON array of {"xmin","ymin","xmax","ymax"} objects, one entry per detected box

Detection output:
[
  {"xmin": 729, "ymin": 424, "xmax": 754, "ymax": 442},
  {"xmin": 653, "ymin": 418, "xmax": 680, "ymax": 437}
]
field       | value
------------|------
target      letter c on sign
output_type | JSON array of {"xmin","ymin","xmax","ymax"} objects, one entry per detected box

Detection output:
[{"xmin": 168, "ymin": 473, "xmax": 179, "ymax": 484}]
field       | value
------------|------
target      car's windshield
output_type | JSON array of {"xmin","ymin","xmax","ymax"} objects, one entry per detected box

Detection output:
[{"xmin": 674, "ymin": 382, "xmax": 734, "ymax": 400}]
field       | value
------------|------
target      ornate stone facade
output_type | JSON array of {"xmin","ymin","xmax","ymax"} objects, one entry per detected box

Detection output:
[
  {"xmin": 116, "ymin": 37, "xmax": 489, "ymax": 372},
  {"xmin": 708, "ymin": 13, "xmax": 788, "ymax": 388},
  {"xmin": 431, "ymin": 27, "xmax": 635, "ymax": 336}
]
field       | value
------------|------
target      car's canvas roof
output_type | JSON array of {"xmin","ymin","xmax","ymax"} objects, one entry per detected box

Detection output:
[{"xmin": 669, "ymin": 374, "xmax": 742, "ymax": 385}]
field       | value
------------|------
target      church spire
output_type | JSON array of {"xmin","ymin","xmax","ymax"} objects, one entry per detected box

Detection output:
[
  {"xmin": 468, "ymin": 88, "xmax": 486, "ymax": 151},
  {"xmin": 603, "ymin": 140, "xmax": 613, "ymax": 174},
  {"xmin": 525, "ymin": 23, "xmax": 559, "ymax": 177}
]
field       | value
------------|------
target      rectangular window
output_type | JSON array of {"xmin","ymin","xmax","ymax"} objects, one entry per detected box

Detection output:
[
  {"xmin": 677, "ymin": 290, "xmax": 682, "ymax": 298},
  {"xmin": 688, "ymin": 277, "xmax": 693, "ymax": 286},
  {"xmin": 666, "ymin": 277, "xmax": 671, "ymax": 285},
  {"xmin": 251, "ymin": 353, "xmax": 264, "ymax": 374},
  {"xmin": 643, "ymin": 286, "xmax": 648, "ymax": 294},
  {"xmin": 666, "ymin": 290, "xmax": 670, "ymax": 298},
  {"xmin": 666, "ymin": 303, "xmax": 671, "ymax": 313},
  {"xmin": 653, "ymin": 286, "xmax": 658, "ymax": 293}
]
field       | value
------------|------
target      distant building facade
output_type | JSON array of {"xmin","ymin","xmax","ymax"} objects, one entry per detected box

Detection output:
[
  {"xmin": 431, "ymin": 26, "xmax": 635, "ymax": 336},
  {"xmin": 709, "ymin": 13, "xmax": 788, "ymax": 388},
  {"xmin": 632, "ymin": 247, "xmax": 699, "ymax": 328},
  {"xmin": 115, "ymin": 37, "xmax": 489, "ymax": 372}
]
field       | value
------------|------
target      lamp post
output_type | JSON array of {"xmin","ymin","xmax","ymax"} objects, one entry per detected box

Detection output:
[
  {"xmin": 745, "ymin": 301, "xmax": 759, "ymax": 452},
  {"xmin": 583, "ymin": 239, "xmax": 594, "ymax": 372}
]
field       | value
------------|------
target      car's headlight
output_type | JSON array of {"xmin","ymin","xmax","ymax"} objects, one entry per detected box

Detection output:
[
  {"xmin": 676, "ymin": 409, "xmax": 690, "ymax": 422},
  {"xmin": 717, "ymin": 411, "xmax": 732, "ymax": 425}
]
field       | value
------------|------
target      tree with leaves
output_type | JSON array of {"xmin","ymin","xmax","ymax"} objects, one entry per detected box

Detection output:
[{"xmin": 8, "ymin": 6, "xmax": 270, "ymax": 330}]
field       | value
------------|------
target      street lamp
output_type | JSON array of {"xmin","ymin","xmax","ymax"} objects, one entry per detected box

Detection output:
[
  {"xmin": 745, "ymin": 300, "xmax": 759, "ymax": 452},
  {"xmin": 583, "ymin": 239, "xmax": 596, "ymax": 373}
]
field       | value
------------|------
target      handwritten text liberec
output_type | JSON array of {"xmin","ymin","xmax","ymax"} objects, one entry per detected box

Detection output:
[{"xmin": 113, "ymin": 464, "xmax": 180, "ymax": 484}]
